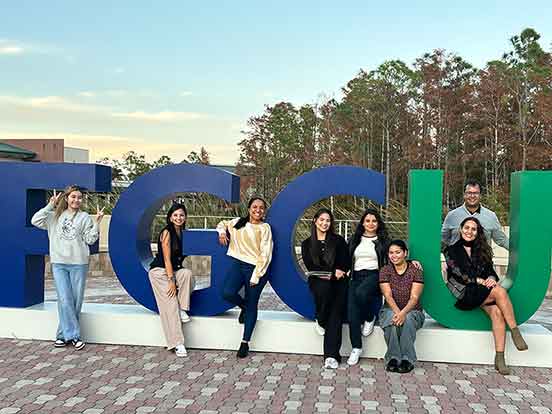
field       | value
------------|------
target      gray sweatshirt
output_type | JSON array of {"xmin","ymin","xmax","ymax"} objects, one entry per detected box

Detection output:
[
  {"xmin": 441, "ymin": 203, "xmax": 509, "ymax": 250},
  {"xmin": 31, "ymin": 203, "xmax": 99, "ymax": 265}
]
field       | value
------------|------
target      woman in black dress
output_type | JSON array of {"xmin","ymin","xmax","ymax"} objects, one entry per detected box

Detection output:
[
  {"xmin": 444, "ymin": 217, "xmax": 528, "ymax": 375},
  {"xmin": 301, "ymin": 208, "xmax": 351, "ymax": 369}
]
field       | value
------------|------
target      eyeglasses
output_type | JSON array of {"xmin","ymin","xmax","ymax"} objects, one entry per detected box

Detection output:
[{"xmin": 464, "ymin": 191, "xmax": 480, "ymax": 196}]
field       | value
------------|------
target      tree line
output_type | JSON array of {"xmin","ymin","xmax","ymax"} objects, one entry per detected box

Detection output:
[{"xmin": 236, "ymin": 28, "xmax": 552, "ymax": 222}]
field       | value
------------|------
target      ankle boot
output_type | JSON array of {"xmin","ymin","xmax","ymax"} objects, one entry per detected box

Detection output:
[
  {"xmin": 237, "ymin": 341, "xmax": 249, "ymax": 358},
  {"xmin": 494, "ymin": 352, "xmax": 511, "ymax": 375},
  {"xmin": 511, "ymin": 327, "xmax": 528, "ymax": 351}
]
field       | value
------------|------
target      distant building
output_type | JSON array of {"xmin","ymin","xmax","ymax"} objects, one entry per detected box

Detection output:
[
  {"xmin": 0, "ymin": 142, "xmax": 37, "ymax": 162},
  {"xmin": 64, "ymin": 146, "xmax": 89, "ymax": 163},
  {"xmin": 0, "ymin": 139, "xmax": 89, "ymax": 163}
]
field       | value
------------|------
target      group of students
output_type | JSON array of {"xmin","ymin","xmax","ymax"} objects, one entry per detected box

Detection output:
[
  {"xmin": 301, "ymin": 207, "xmax": 424, "ymax": 372},
  {"xmin": 33, "ymin": 183, "xmax": 528, "ymax": 376}
]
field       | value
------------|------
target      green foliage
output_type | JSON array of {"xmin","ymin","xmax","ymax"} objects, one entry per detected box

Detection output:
[{"xmin": 237, "ymin": 28, "xmax": 552, "ymax": 218}]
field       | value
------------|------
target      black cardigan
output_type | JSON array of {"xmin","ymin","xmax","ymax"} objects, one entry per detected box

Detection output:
[{"xmin": 301, "ymin": 234, "xmax": 351, "ymax": 275}]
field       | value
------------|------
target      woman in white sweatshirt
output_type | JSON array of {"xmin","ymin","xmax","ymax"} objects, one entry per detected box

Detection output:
[
  {"xmin": 217, "ymin": 197, "xmax": 273, "ymax": 359},
  {"xmin": 31, "ymin": 185, "xmax": 104, "ymax": 350}
]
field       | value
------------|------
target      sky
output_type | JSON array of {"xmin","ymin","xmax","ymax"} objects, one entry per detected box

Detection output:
[{"xmin": 1, "ymin": 1, "xmax": 551, "ymax": 164}]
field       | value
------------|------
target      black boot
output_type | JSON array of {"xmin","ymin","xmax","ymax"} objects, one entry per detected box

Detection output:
[
  {"xmin": 397, "ymin": 360, "xmax": 414, "ymax": 373},
  {"xmin": 237, "ymin": 341, "xmax": 249, "ymax": 358},
  {"xmin": 385, "ymin": 359, "xmax": 399, "ymax": 372}
]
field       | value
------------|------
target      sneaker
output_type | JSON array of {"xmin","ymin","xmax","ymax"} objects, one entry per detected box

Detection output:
[
  {"xmin": 324, "ymin": 357, "xmax": 339, "ymax": 369},
  {"xmin": 397, "ymin": 360, "xmax": 414, "ymax": 373},
  {"xmin": 180, "ymin": 310, "xmax": 191, "ymax": 323},
  {"xmin": 54, "ymin": 339, "xmax": 67, "ymax": 348},
  {"xmin": 237, "ymin": 342, "xmax": 249, "ymax": 359},
  {"xmin": 347, "ymin": 348, "xmax": 362, "ymax": 366},
  {"xmin": 314, "ymin": 320, "xmax": 325, "ymax": 336},
  {"xmin": 385, "ymin": 359, "xmax": 399, "ymax": 372},
  {"xmin": 71, "ymin": 339, "xmax": 85, "ymax": 351},
  {"xmin": 362, "ymin": 318, "xmax": 375, "ymax": 337},
  {"xmin": 175, "ymin": 344, "xmax": 187, "ymax": 357}
]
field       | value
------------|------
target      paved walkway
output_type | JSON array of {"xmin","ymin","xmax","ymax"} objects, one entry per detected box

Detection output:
[{"xmin": 0, "ymin": 276, "xmax": 549, "ymax": 413}]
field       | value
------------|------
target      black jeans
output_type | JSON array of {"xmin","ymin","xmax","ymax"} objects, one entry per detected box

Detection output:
[
  {"xmin": 308, "ymin": 276, "xmax": 348, "ymax": 361},
  {"xmin": 348, "ymin": 269, "xmax": 382, "ymax": 349}
]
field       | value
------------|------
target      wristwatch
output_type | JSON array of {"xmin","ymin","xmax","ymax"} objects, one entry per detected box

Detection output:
[{"xmin": 168, "ymin": 275, "xmax": 176, "ymax": 283}]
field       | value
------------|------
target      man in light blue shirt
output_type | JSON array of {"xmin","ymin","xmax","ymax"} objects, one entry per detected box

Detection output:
[{"xmin": 441, "ymin": 180, "xmax": 509, "ymax": 249}]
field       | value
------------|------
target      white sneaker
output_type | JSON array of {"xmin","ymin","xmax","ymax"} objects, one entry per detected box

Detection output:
[
  {"xmin": 314, "ymin": 320, "xmax": 325, "ymax": 336},
  {"xmin": 324, "ymin": 357, "xmax": 339, "ymax": 369},
  {"xmin": 175, "ymin": 344, "xmax": 187, "ymax": 357},
  {"xmin": 347, "ymin": 348, "xmax": 362, "ymax": 366},
  {"xmin": 362, "ymin": 319, "xmax": 375, "ymax": 337},
  {"xmin": 180, "ymin": 310, "xmax": 191, "ymax": 323}
]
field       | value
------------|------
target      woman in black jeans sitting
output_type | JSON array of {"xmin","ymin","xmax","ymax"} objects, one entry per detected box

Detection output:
[{"xmin": 301, "ymin": 208, "xmax": 351, "ymax": 369}]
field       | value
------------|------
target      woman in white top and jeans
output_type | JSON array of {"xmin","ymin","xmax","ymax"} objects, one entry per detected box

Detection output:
[
  {"xmin": 217, "ymin": 197, "xmax": 273, "ymax": 359},
  {"xmin": 346, "ymin": 208, "xmax": 390, "ymax": 365},
  {"xmin": 31, "ymin": 185, "xmax": 103, "ymax": 350}
]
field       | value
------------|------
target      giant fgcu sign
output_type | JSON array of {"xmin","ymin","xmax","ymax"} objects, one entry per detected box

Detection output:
[{"xmin": 1, "ymin": 163, "xmax": 551, "ymax": 331}]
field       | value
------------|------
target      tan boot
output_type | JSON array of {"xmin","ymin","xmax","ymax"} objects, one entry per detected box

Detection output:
[
  {"xmin": 511, "ymin": 327, "xmax": 528, "ymax": 351},
  {"xmin": 494, "ymin": 352, "xmax": 511, "ymax": 375}
]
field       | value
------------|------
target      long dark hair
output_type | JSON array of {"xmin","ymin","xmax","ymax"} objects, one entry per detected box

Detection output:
[
  {"xmin": 162, "ymin": 203, "xmax": 187, "ymax": 254},
  {"xmin": 459, "ymin": 217, "xmax": 493, "ymax": 264},
  {"xmin": 309, "ymin": 208, "xmax": 337, "ymax": 268},
  {"xmin": 234, "ymin": 197, "xmax": 267, "ymax": 230},
  {"xmin": 349, "ymin": 208, "xmax": 389, "ymax": 255}
]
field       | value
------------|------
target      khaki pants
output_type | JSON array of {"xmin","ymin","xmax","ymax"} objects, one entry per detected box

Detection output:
[{"xmin": 148, "ymin": 267, "xmax": 193, "ymax": 350}]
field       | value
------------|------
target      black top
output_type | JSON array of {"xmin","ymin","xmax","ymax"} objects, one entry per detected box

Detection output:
[
  {"xmin": 301, "ymin": 234, "xmax": 351, "ymax": 276},
  {"xmin": 150, "ymin": 226, "xmax": 186, "ymax": 271},
  {"xmin": 444, "ymin": 240, "xmax": 498, "ymax": 298}
]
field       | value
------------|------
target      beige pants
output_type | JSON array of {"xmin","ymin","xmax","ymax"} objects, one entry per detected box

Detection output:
[{"xmin": 148, "ymin": 267, "xmax": 194, "ymax": 350}]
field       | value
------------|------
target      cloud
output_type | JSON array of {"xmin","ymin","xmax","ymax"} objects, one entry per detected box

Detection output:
[
  {"xmin": 0, "ymin": 39, "xmax": 64, "ymax": 57},
  {"xmin": 0, "ymin": 94, "xmax": 242, "ymax": 164},
  {"xmin": 0, "ymin": 95, "xmax": 206, "ymax": 122},
  {"xmin": 1, "ymin": 131, "xmax": 240, "ymax": 164},
  {"xmin": 112, "ymin": 111, "xmax": 205, "ymax": 122},
  {"xmin": 77, "ymin": 90, "xmax": 127, "ymax": 98},
  {"xmin": 180, "ymin": 91, "xmax": 193, "ymax": 97},
  {"xmin": 105, "ymin": 90, "xmax": 127, "ymax": 97},
  {"xmin": 0, "ymin": 95, "xmax": 104, "ymax": 113},
  {"xmin": 78, "ymin": 91, "xmax": 97, "ymax": 98},
  {"xmin": 113, "ymin": 67, "xmax": 125, "ymax": 74},
  {"xmin": 0, "ymin": 45, "xmax": 24, "ymax": 55}
]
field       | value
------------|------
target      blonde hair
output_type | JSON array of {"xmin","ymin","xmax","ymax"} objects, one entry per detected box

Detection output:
[{"xmin": 54, "ymin": 185, "xmax": 84, "ymax": 219}]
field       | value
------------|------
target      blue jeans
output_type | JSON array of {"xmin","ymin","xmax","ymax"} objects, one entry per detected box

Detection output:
[
  {"xmin": 52, "ymin": 263, "xmax": 88, "ymax": 341},
  {"xmin": 222, "ymin": 258, "xmax": 268, "ymax": 342}
]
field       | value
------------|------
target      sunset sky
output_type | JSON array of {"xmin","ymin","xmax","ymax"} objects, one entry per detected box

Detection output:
[{"xmin": 1, "ymin": 1, "xmax": 550, "ymax": 164}]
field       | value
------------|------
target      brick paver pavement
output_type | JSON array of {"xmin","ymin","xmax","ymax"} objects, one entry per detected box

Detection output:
[
  {"xmin": 1, "ymin": 338, "xmax": 552, "ymax": 414},
  {"xmin": 0, "ymin": 275, "xmax": 548, "ymax": 413}
]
